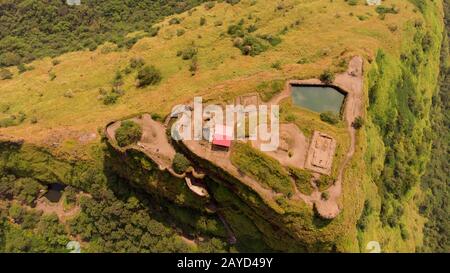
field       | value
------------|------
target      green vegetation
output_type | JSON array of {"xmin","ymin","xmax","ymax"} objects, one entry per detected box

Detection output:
[
  {"xmin": 172, "ymin": 153, "xmax": 191, "ymax": 174},
  {"xmin": 0, "ymin": 0, "xmax": 209, "ymax": 67},
  {"xmin": 0, "ymin": 68, "xmax": 12, "ymax": 80},
  {"xmin": 136, "ymin": 65, "xmax": 162, "ymax": 87},
  {"xmin": 319, "ymin": 69, "xmax": 335, "ymax": 84},
  {"xmin": 0, "ymin": 175, "xmax": 45, "ymax": 206},
  {"xmin": 289, "ymin": 167, "xmax": 314, "ymax": 195},
  {"xmin": 419, "ymin": 3, "xmax": 449, "ymax": 252},
  {"xmin": 320, "ymin": 111, "xmax": 340, "ymax": 125},
  {"xmin": 256, "ymin": 80, "xmax": 284, "ymax": 102},
  {"xmin": 352, "ymin": 116, "xmax": 364, "ymax": 129},
  {"xmin": 115, "ymin": 120, "xmax": 142, "ymax": 147},
  {"xmin": 231, "ymin": 142, "xmax": 293, "ymax": 196},
  {"xmin": 0, "ymin": 112, "xmax": 26, "ymax": 128}
]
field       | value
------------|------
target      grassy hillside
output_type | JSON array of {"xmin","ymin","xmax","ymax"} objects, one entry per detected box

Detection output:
[
  {"xmin": 0, "ymin": 0, "xmax": 446, "ymax": 252},
  {"xmin": 0, "ymin": 0, "xmax": 425, "ymax": 144}
]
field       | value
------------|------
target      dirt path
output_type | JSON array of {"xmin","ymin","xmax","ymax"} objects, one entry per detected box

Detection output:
[{"xmin": 34, "ymin": 197, "xmax": 80, "ymax": 223}]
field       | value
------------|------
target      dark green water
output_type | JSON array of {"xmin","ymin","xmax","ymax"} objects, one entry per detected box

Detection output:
[{"xmin": 291, "ymin": 85, "xmax": 345, "ymax": 114}]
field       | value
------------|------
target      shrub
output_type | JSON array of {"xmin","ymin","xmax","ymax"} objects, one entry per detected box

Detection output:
[
  {"xmin": 320, "ymin": 111, "xmax": 340, "ymax": 125},
  {"xmin": 176, "ymin": 29, "xmax": 186, "ymax": 36},
  {"xmin": 103, "ymin": 93, "xmax": 119, "ymax": 105},
  {"xmin": 64, "ymin": 186, "xmax": 77, "ymax": 205},
  {"xmin": 169, "ymin": 17, "xmax": 181, "ymax": 25},
  {"xmin": 0, "ymin": 68, "xmax": 13, "ymax": 80},
  {"xmin": 180, "ymin": 46, "xmax": 198, "ymax": 60},
  {"xmin": 226, "ymin": 0, "xmax": 240, "ymax": 5},
  {"xmin": 319, "ymin": 69, "xmax": 335, "ymax": 84},
  {"xmin": 129, "ymin": 57, "xmax": 145, "ymax": 69},
  {"xmin": 112, "ymin": 70, "xmax": 124, "ymax": 87},
  {"xmin": 136, "ymin": 65, "xmax": 162, "ymax": 87},
  {"xmin": 172, "ymin": 153, "xmax": 191, "ymax": 174},
  {"xmin": 214, "ymin": 21, "xmax": 223, "ymax": 27},
  {"xmin": 321, "ymin": 192, "xmax": 329, "ymax": 201},
  {"xmin": 189, "ymin": 57, "xmax": 199, "ymax": 76},
  {"xmin": 204, "ymin": 1, "xmax": 215, "ymax": 10},
  {"xmin": 259, "ymin": 34, "xmax": 282, "ymax": 46},
  {"xmin": 235, "ymin": 35, "xmax": 268, "ymax": 56},
  {"xmin": 375, "ymin": 5, "xmax": 400, "ymax": 15},
  {"xmin": 315, "ymin": 175, "xmax": 334, "ymax": 191},
  {"xmin": 52, "ymin": 59, "xmax": 61, "ymax": 66},
  {"xmin": 0, "ymin": 52, "xmax": 21, "ymax": 66},
  {"xmin": 247, "ymin": 24, "xmax": 258, "ymax": 33},
  {"xmin": 200, "ymin": 17, "xmax": 206, "ymax": 26},
  {"xmin": 49, "ymin": 71, "xmax": 56, "ymax": 81},
  {"xmin": 228, "ymin": 24, "xmax": 244, "ymax": 37},
  {"xmin": 347, "ymin": 0, "xmax": 358, "ymax": 6},
  {"xmin": 352, "ymin": 116, "xmax": 364, "ymax": 129},
  {"xmin": 271, "ymin": 61, "xmax": 282, "ymax": 70},
  {"xmin": 115, "ymin": 120, "xmax": 142, "ymax": 147},
  {"xmin": 147, "ymin": 27, "xmax": 159, "ymax": 37},
  {"xmin": 64, "ymin": 90, "xmax": 74, "ymax": 98}
]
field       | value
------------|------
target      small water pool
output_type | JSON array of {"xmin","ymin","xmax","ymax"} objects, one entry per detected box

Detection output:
[
  {"xmin": 291, "ymin": 85, "xmax": 345, "ymax": 115},
  {"xmin": 44, "ymin": 183, "xmax": 66, "ymax": 203}
]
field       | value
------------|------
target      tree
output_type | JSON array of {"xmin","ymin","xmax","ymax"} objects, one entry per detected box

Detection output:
[
  {"xmin": 319, "ymin": 69, "xmax": 335, "ymax": 84},
  {"xmin": 0, "ymin": 68, "xmax": 13, "ymax": 80},
  {"xmin": 352, "ymin": 116, "xmax": 364, "ymax": 129},
  {"xmin": 115, "ymin": 120, "xmax": 142, "ymax": 147},
  {"xmin": 136, "ymin": 65, "xmax": 162, "ymax": 87},
  {"xmin": 172, "ymin": 153, "xmax": 191, "ymax": 174}
]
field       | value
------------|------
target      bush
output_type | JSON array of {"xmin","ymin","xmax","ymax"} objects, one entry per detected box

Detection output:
[
  {"xmin": 271, "ymin": 61, "xmax": 282, "ymax": 70},
  {"xmin": 172, "ymin": 153, "xmax": 191, "ymax": 174},
  {"xmin": 169, "ymin": 17, "xmax": 181, "ymax": 25},
  {"xmin": 204, "ymin": 1, "xmax": 216, "ymax": 10},
  {"xmin": 52, "ymin": 59, "xmax": 61, "ymax": 66},
  {"xmin": 200, "ymin": 17, "xmax": 206, "ymax": 26},
  {"xmin": 129, "ymin": 57, "xmax": 145, "ymax": 69},
  {"xmin": 17, "ymin": 63, "xmax": 34, "ymax": 74},
  {"xmin": 176, "ymin": 29, "xmax": 186, "ymax": 36},
  {"xmin": 103, "ymin": 93, "xmax": 119, "ymax": 105},
  {"xmin": 49, "ymin": 72, "xmax": 56, "ymax": 81},
  {"xmin": 320, "ymin": 111, "xmax": 340, "ymax": 125},
  {"xmin": 235, "ymin": 35, "xmax": 268, "ymax": 56},
  {"xmin": 64, "ymin": 186, "xmax": 77, "ymax": 205},
  {"xmin": 115, "ymin": 120, "xmax": 142, "ymax": 147},
  {"xmin": 319, "ymin": 69, "xmax": 335, "ymax": 84},
  {"xmin": 180, "ymin": 46, "xmax": 198, "ymax": 60},
  {"xmin": 375, "ymin": 5, "xmax": 400, "ymax": 15},
  {"xmin": 0, "ymin": 68, "xmax": 13, "ymax": 80},
  {"xmin": 136, "ymin": 65, "xmax": 162, "ymax": 87},
  {"xmin": 352, "ymin": 116, "xmax": 364, "ymax": 129}
]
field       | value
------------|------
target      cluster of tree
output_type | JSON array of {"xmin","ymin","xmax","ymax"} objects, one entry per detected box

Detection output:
[
  {"xmin": 228, "ymin": 19, "xmax": 281, "ymax": 56},
  {"xmin": 0, "ymin": 170, "xmax": 229, "ymax": 253},
  {"xmin": 0, "ymin": 175, "xmax": 44, "ymax": 206},
  {"xmin": 0, "ymin": 0, "xmax": 209, "ymax": 67},
  {"xmin": 418, "ymin": 2, "xmax": 449, "ymax": 252},
  {"xmin": 115, "ymin": 120, "xmax": 142, "ymax": 147}
]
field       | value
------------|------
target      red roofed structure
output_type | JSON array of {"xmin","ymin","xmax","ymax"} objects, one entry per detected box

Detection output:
[{"xmin": 212, "ymin": 124, "xmax": 233, "ymax": 149}]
